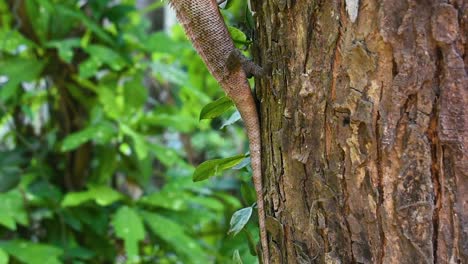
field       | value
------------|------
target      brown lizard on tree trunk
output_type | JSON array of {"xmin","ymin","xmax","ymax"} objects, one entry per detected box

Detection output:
[{"xmin": 169, "ymin": 0, "xmax": 269, "ymax": 263}]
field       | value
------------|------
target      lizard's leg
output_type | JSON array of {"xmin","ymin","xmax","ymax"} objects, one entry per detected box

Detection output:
[{"xmin": 227, "ymin": 49, "xmax": 266, "ymax": 78}]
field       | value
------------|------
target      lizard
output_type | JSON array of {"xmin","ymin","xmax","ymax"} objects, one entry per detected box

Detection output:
[{"xmin": 169, "ymin": 0, "xmax": 270, "ymax": 263}]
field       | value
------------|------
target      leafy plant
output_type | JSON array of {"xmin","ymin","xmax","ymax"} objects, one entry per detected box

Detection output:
[{"xmin": 0, "ymin": 0, "xmax": 259, "ymax": 263}]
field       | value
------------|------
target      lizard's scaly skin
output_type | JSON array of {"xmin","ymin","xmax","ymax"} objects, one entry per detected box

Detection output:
[{"xmin": 170, "ymin": 0, "xmax": 269, "ymax": 263}]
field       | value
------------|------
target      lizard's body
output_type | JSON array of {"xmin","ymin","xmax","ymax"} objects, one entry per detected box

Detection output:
[{"xmin": 169, "ymin": 0, "xmax": 269, "ymax": 263}]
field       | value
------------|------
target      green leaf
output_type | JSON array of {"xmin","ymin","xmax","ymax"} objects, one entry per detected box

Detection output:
[
  {"xmin": 46, "ymin": 38, "xmax": 81, "ymax": 63},
  {"xmin": 193, "ymin": 154, "xmax": 246, "ymax": 182},
  {"xmin": 0, "ymin": 240, "xmax": 63, "ymax": 264},
  {"xmin": 61, "ymin": 185, "xmax": 122, "ymax": 207},
  {"xmin": 120, "ymin": 124, "xmax": 148, "ymax": 160},
  {"xmin": 85, "ymin": 45, "xmax": 127, "ymax": 71},
  {"xmin": 61, "ymin": 122, "xmax": 115, "ymax": 152},
  {"xmin": 0, "ymin": 58, "xmax": 46, "ymax": 101},
  {"xmin": 224, "ymin": 0, "xmax": 236, "ymax": 9},
  {"xmin": 55, "ymin": 5, "xmax": 114, "ymax": 45},
  {"xmin": 244, "ymin": 229, "xmax": 258, "ymax": 256},
  {"xmin": 151, "ymin": 61, "xmax": 188, "ymax": 86},
  {"xmin": 0, "ymin": 150, "xmax": 25, "ymax": 192},
  {"xmin": 139, "ymin": 190, "xmax": 189, "ymax": 211},
  {"xmin": 228, "ymin": 26, "xmax": 249, "ymax": 45},
  {"xmin": 112, "ymin": 206, "xmax": 145, "ymax": 263},
  {"xmin": 0, "ymin": 247, "xmax": 8, "ymax": 264},
  {"xmin": 150, "ymin": 143, "xmax": 184, "ymax": 167},
  {"xmin": 0, "ymin": 29, "xmax": 36, "ymax": 53},
  {"xmin": 144, "ymin": 32, "xmax": 185, "ymax": 54},
  {"xmin": 0, "ymin": 190, "xmax": 28, "ymax": 230},
  {"xmin": 232, "ymin": 250, "xmax": 243, "ymax": 264},
  {"xmin": 199, "ymin": 96, "xmax": 234, "ymax": 120},
  {"xmin": 240, "ymin": 182, "xmax": 257, "ymax": 206},
  {"xmin": 142, "ymin": 113, "xmax": 197, "ymax": 133},
  {"xmin": 78, "ymin": 57, "xmax": 102, "ymax": 78},
  {"xmin": 103, "ymin": 4, "xmax": 136, "ymax": 23},
  {"xmin": 220, "ymin": 110, "xmax": 241, "ymax": 129},
  {"xmin": 228, "ymin": 207, "xmax": 253, "ymax": 236},
  {"xmin": 140, "ymin": 211, "xmax": 208, "ymax": 262}
]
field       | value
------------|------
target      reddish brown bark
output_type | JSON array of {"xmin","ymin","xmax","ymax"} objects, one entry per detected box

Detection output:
[{"xmin": 253, "ymin": 0, "xmax": 467, "ymax": 263}]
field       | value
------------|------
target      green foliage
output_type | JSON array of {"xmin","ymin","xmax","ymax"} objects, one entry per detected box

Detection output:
[
  {"xmin": 0, "ymin": 0, "xmax": 259, "ymax": 263},
  {"xmin": 228, "ymin": 207, "xmax": 253, "ymax": 236},
  {"xmin": 0, "ymin": 240, "xmax": 63, "ymax": 264},
  {"xmin": 193, "ymin": 154, "xmax": 247, "ymax": 182}
]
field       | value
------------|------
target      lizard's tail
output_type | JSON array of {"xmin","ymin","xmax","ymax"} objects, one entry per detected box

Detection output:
[{"xmin": 232, "ymin": 85, "xmax": 269, "ymax": 264}]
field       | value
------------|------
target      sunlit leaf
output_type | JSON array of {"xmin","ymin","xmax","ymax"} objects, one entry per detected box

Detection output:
[
  {"xmin": 112, "ymin": 206, "xmax": 145, "ymax": 263},
  {"xmin": 193, "ymin": 154, "xmax": 246, "ymax": 182},
  {"xmin": 0, "ymin": 190, "xmax": 28, "ymax": 230},
  {"xmin": 61, "ymin": 122, "xmax": 116, "ymax": 152},
  {"xmin": 0, "ymin": 240, "xmax": 62, "ymax": 264},
  {"xmin": 228, "ymin": 26, "xmax": 249, "ymax": 45},
  {"xmin": 228, "ymin": 207, "xmax": 253, "ymax": 236},
  {"xmin": 139, "ymin": 190, "xmax": 189, "ymax": 211},
  {"xmin": 0, "ymin": 248, "xmax": 8, "ymax": 264},
  {"xmin": 0, "ymin": 58, "xmax": 46, "ymax": 101},
  {"xmin": 46, "ymin": 38, "xmax": 81, "ymax": 63},
  {"xmin": 120, "ymin": 124, "xmax": 148, "ymax": 160},
  {"xmin": 151, "ymin": 61, "xmax": 188, "ymax": 86},
  {"xmin": 199, "ymin": 96, "xmax": 234, "ymax": 120},
  {"xmin": 61, "ymin": 186, "xmax": 122, "ymax": 207},
  {"xmin": 85, "ymin": 45, "xmax": 127, "ymax": 71},
  {"xmin": 0, "ymin": 29, "xmax": 35, "ymax": 53}
]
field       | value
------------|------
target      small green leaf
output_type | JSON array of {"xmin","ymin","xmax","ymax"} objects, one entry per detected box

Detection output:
[
  {"xmin": 0, "ymin": 248, "xmax": 8, "ymax": 264},
  {"xmin": 228, "ymin": 26, "xmax": 249, "ymax": 45},
  {"xmin": 61, "ymin": 185, "xmax": 122, "ymax": 207},
  {"xmin": 232, "ymin": 156, "xmax": 251, "ymax": 170},
  {"xmin": 193, "ymin": 154, "xmax": 246, "ymax": 182},
  {"xmin": 232, "ymin": 250, "xmax": 243, "ymax": 264},
  {"xmin": 139, "ymin": 190, "xmax": 189, "ymax": 211},
  {"xmin": 0, "ymin": 58, "xmax": 46, "ymax": 101},
  {"xmin": 0, "ymin": 29, "xmax": 36, "ymax": 53},
  {"xmin": 0, "ymin": 240, "xmax": 62, "ymax": 264},
  {"xmin": 78, "ymin": 57, "xmax": 102, "ymax": 78},
  {"xmin": 199, "ymin": 96, "xmax": 234, "ymax": 120},
  {"xmin": 220, "ymin": 110, "xmax": 241, "ymax": 129},
  {"xmin": 112, "ymin": 206, "xmax": 145, "ymax": 263},
  {"xmin": 120, "ymin": 124, "xmax": 148, "ymax": 160},
  {"xmin": 241, "ymin": 182, "xmax": 257, "ymax": 206},
  {"xmin": 0, "ymin": 150, "xmax": 25, "ymax": 192},
  {"xmin": 228, "ymin": 207, "xmax": 253, "ymax": 236},
  {"xmin": 0, "ymin": 190, "xmax": 28, "ymax": 230},
  {"xmin": 61, "ymin": 122, "xmax": 115, "ymax": 152},
  {"xmin": 45, "ymin": 38, "xmax": 80, "ymax": 63},
  {"xmin": 85, "ymin": 45, "xmax": 127, "ymax": 71}
]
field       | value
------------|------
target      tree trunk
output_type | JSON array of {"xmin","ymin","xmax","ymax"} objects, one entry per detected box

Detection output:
[{"xmin": 252, "ymin": 0, "xmax": 467, "ymax": 263}]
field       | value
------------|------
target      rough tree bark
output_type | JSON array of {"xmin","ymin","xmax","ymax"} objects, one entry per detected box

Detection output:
[{"xmin": 252, "ymin": 0, "xmax": 467, "ymax": 263}]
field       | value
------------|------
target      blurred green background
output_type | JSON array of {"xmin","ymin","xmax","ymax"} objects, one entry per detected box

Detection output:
[{"xmin": 0, "ymin": 0, "xmax": 260, "ymax": 263}]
